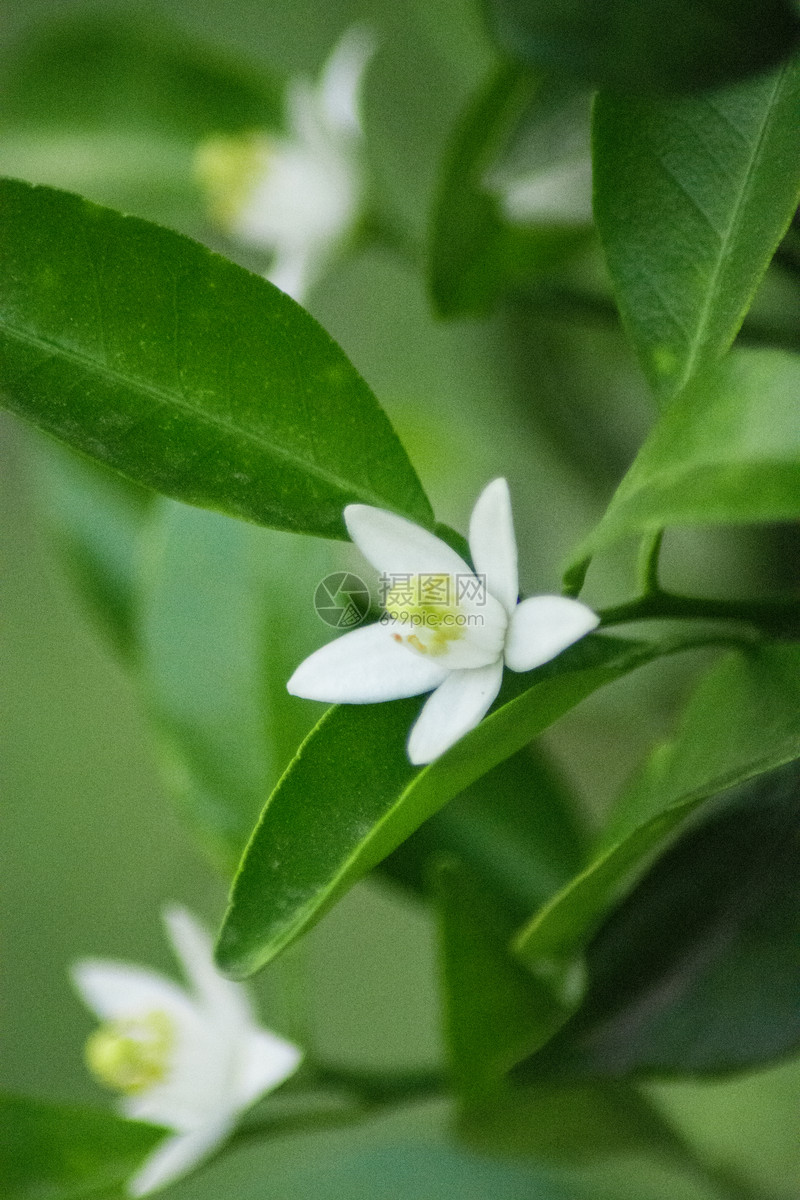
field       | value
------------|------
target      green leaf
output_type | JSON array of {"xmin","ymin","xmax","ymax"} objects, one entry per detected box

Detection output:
[
  {"xmin": 566, "ymin": 349, "xmax": 800, "ymax": 585},
  {"xmin": 35, "ymin": 441, "xmax": 152, "ymax": 659},
  {"xmin": 138, "ymin": 500, "xmax": 338, "ymax": 870},
  {"xmin": 519, "ymin": 762, "xmax": 800, "ymax": 1080},
  {"xmin": 0, "ymin": 14, "xmax": 280, "ymax": 228},
  {"xmin": 0, "ymin": 179, "xmax": 432, "ymax": 539},
  {"xmin": 593, "ymin": 59, "xmax": 800, "ymax": 400},
  {"xmin": 383, "ymin": 746, "xmax": 585, "ymax": 918},
  {"xmin": 176, "ymin": 1138, "xmax": 572, "ymax": 1200},
  {"xmin": 486, "ymin": 0, "xmax": 800, "ymax": 94},
  {"xmin": 436, "ymin": 860, "xmax": 573, "ymax": 1099},
  {"xmin": 430, "ymin": 65, "xmax": 592, "ymax": 317},
  {"xmin": 0, "ymin": 1093, "xmax": 163, "ymax": 1200},
  {"xmin": 216, "ymin": 632, "xmax": 694, "ymax": 978},
  {"xmin": 435, "ymin": 862, "xmax": 713, "ymax": 1171},
  {"xmin": 514, "ymin": 644, "xmax": 800, "ymax": 998}
]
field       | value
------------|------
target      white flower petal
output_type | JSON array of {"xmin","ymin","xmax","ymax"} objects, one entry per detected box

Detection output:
[
  {"xmin": 407, "ymin": 660, "xmax": 504, "ymax": 765},
  {"xmin": 126, "ymin": 1119, "xmax": 234, "ymax": 1197},
  {"xmin": 162, "ymin": 907, "xmax": 252, "ymax": 1034},
  {"xmin": 71, "ymin": 961, "xmax": 196, "ymax": 1028},
  {"xmin": 318, "ymin": 26, "xmax": 375, "ymax": 137},
  {"xmin": 288, "ymin": 621, "xmax": 448, "ymax": 703},
  {"xmin": 234, "ymin": 1028, "xmax": 303, "ymax": 1109},
  {"xmin": 468, "ymin": 478, "xmax": 518, "ymax": 614},
  {"xmin": 504, "ymin": 595, "xmax": 599, "ymax": 673},
  {"xmin": 344, "ymin": 505, "xmax": 473, "ymax": 580},
  {"xmin": 267, "ymin": 246, "xmax": 317, "ymax": 302}
]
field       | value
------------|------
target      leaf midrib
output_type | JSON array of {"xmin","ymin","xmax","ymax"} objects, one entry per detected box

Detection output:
[
  {"xmin": 675, "ymin": 65, "xmax": 788, "ymax": 392},
  {"xmin": 0, "ymin": 317, "xmax": 414, "ymax": 516}
]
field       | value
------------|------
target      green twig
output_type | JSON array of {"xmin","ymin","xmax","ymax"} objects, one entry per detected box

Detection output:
[{"xmin": 598, "ymin": 590, "xmax": 800, "ymax": 638}]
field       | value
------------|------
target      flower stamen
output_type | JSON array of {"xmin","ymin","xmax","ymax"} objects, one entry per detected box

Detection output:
[{"xmin": 85, "ymin": 1010, "xmax": 174, "ymax": 1095}]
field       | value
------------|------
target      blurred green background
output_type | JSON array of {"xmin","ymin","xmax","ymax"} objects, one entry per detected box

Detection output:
[{"xmin": 1, "ymin": 0, "xmax": 799, "ymax": 1195}]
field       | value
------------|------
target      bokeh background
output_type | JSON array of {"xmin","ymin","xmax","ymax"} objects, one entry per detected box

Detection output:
[{"xmin": 1, "ymin": 0, "xmax": 799, "ymax": 1195}]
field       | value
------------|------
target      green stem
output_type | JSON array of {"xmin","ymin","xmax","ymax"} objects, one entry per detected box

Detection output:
[
  {"xmin": 309, "ymin": 1063, "xmax": 446, "ymax": 1106},
  {"xmin": 598, "ymin": 590, "xmax": 800, "ymax": 637}
]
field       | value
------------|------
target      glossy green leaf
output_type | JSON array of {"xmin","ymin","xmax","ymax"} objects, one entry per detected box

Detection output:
[
  {"xmin": 0, "ymin": 14, "xmax": 279, "ymax": 229},
  {"xmin": 216, "ymin": 632, "xmax": 696, "ymax": 978},
  {"xmin": 593, "ymin": 60, "xmax": 800, "ymax": 400},
  {"xmin": 383, "ymin": 746, "xmax": 585, "ymax": 918},
  {"xmin": 566, "ymin": 350, "xmax": 800, "ymax": 587},
  {"xmin": 138, "ymin": 500, "xmax": 337, "ymax": 870},
  {"xmin": 514, "ymin": 644, "xmax": 800, "ymax": 995},
  {"xmin": 430, "ymin": 65, "xmax": 592, "ymax": 317},
  {"xmin": 35, "ymin": 441, "xmax": 152, "ymax": 659},
  {"xmin": 0, "ymin": 179, "xmax": 432, "ymax": 539},
  {"xmin": 520, "ymin": 762, "xmax": 800, "ymax": 1080},
  {"xmin": 486, "ymin": 0, "xmax": 800, "ymax": 94},
  {"xmin": 0, "ymin": 1093, "xmax": 163, "ymax": 1200}
]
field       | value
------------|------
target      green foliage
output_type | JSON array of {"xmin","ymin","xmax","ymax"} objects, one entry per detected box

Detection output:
[
  {"xmin": 519, "ymin": 763, "xmax": 800, "ymax": 1080},
  {"xmin": 138, "ymin": 501, "xmax": 338, "ymax": 869},
  {"xmin": 384, "ymin": 747, "xmax": 585, "ymax": 917},
  {"xmin": 568, "ymin": 349, "xmax": 800, "ymax": 587},
  {"xmin": 0, "ymin": 179, "xmax": 431, "ymax": 539},
  {"xmin": 594, "ymin": 59, "xmax": 800, "ymax": 400},
  {"xmin": 4, "ymin": 3, "xmax": 800, "ymax": 1196},
  {"xmin": 437, "ymin": 860, "xmax": 569, "ymax": 1098},
  {"xmin": 0, "ymin": 13, "xmax": 279, "ymax": 228},
  {"xmin": 430, "ymin": 65, "xmax": 591, "ymax": 316},
  {"xmin": 515, "ymin": 644, "xmax": 800, "ymax": 1000},
  {"xmin": 34, "ymin": 443, "xmax": 153, "ymax": 659},
  {"xmin": 0, "ymin": 1093, "xmax": 163, "ymax": 1200},
  {"xmin": 217, "ymin": 635, "xmax": 679, "ymax": 978},
  {"xmin": 486, "ymin": 0, "xmax": 800, "ymax": 94}
]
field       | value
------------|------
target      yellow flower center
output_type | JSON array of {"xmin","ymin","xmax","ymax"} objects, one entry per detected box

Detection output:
[
  {"xmin": 193, "ymin": 133, "xmax": 270, "ymax": 230},
  {"xmin": 384, "ymin": 574, "xmax": 465, "ymax": 656},
  {"xmin": 85, "ymin": 1011, "xmax": 175, "ymax": 1095}
]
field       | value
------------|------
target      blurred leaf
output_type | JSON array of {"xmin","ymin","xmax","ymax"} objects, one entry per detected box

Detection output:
[
  {"xmin": 216, "ymin": 633, "xmax": 700, "ymax": 978},
  {"xmin": 194, "ymin": 1139, "xmax": 571, "ymax": 1200},
  {"xmin": 138, "ymin": 500, "xmax": 338, "ymax": 870},
  {"xmin": 594, "ymin": 60, "xmax": 800, "ymax": 401},
  {"xmin": 519, "ymin": 761, "xmax": 800, "ymax": 1080},
  {"xmin": 383, "ymin": 747, "xmax": 585, "ymax": 918},
  {"xmin": 460, "ymin": 1080, "xmax": 694, "ymax": 1166},
  {"xmin": 435, "ymin": 864, "xmax": 708, "ymax": 1170},
  {"xmin": 486, "ymin": 0, "xmax": 800, "ymax": 94},
  {"xmin": 0, "ymin": 180, "xmax": 432, "ymax": 539},
  {"xmin": 0, "ymin": 1093, "xmax": 163, "ymax": 1200},
  {"xmin": 566, "ymin": 350, "xmax": 800, "ymax": 587},
  {"xmin": 514, "ymin": 644, "xmax": 800, "ymax": 1004},
  {"xmin": 34, "ymin": 442, "xmax": 152, "ymax": 659},
  {"xmin": 430, "ymin": 65, "xmax": 592, "ymax": 317},
  {"xmin": 436, "ymin": 860, "xmax": 570, "ymax": 1099},
  {"xmin": 0, "ymin": 14, "xmax": 280, "ymax": 228}
]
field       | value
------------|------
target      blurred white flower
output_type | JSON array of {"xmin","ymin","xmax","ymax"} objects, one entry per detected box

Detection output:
[
  {"xmin": 494, "ymin": 156, "xmax": 593, "ymax": 226},
  {"xmin": 73, "ymin": 907, "xmax": 301, "ymax": 1196},
  {"xmin": 288, "ymin": 478, "xmax": 598, "ymax": 764},
  {"xmin": 195, "ymin": 27, "xmax": 374, "ymax": 302}
]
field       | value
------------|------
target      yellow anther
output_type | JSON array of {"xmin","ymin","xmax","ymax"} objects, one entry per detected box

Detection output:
[
  {"xmin": 385, "ymin": 574, "xmax": 465, "ymax": 657},
  {"xmin": 194, "ymin": 133, "xmax": 270, "ymax": 230},
  {"xmin": 85, "ymin": 1011, "xmax": 174, "ymax": 1095}
]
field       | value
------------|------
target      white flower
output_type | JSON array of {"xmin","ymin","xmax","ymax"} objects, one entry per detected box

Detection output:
[
  {"xmin": 287, "ymin": 478, "xmax": 598, "ymax": 764},
  {"xmin": 195, "ymin": 27, "xmax": 374, "ymax": 302},
  {"xmin": 72, "ymin": 907, "xmax": 302, "ymax": 1196}
]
